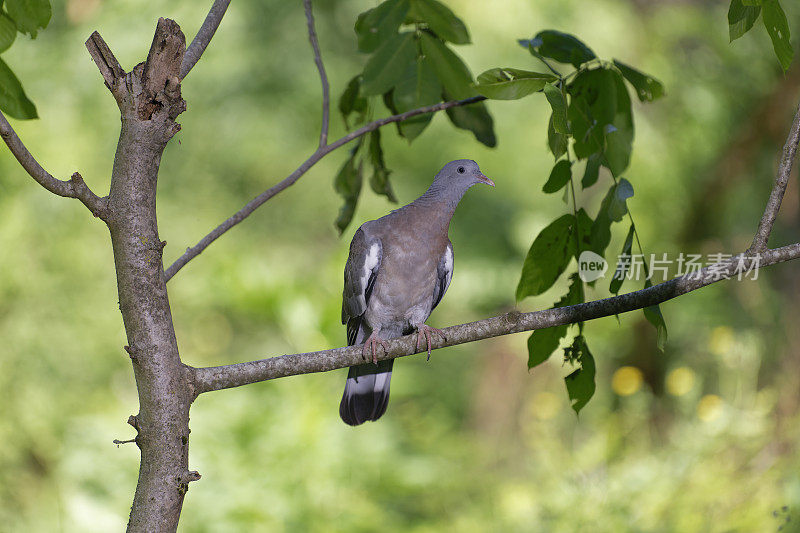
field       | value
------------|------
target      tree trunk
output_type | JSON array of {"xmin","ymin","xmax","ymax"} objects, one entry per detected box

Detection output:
[{"xmin": 89, "ymin": 19, "xmax": 195, "ymax": 532}]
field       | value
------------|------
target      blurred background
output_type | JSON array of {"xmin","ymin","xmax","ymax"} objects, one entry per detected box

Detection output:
[{"xmin": 1, "ymin": 0, "xmax": 799, "ymax": 531}]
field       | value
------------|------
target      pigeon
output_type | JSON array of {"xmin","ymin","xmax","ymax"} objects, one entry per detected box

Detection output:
[{"xmin": 339, "ymin": 159, "xmax": 494, "ymax": 426}]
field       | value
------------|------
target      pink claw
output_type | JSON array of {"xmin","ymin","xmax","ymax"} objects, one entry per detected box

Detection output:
[
  {"xmin": 362, "ymin": 331, "xmax": 389, "ymax": 364},
  {"xmin": 415, "ymin": 324, "xmax": 447, "ymax": 361}
]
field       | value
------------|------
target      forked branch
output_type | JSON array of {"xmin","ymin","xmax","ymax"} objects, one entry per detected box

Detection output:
[{"xmin": 0, "ymin": 111, "xmax": 108, "ymax": 219}]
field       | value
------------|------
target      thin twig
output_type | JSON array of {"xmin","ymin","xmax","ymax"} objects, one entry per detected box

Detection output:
[
  {"xmin": 164, "ymin": 95, "xmax": 487, "ymax": 281},
  {"xmin": 303, "ymin": 0, "xmax": 330, "ymax": 148},
  {"xmin": 190, "ymin": 244, "xmax": 800, "ymax": 394},
  {"xmin": 0, "ymin": 110, "xmax": 108, "ymax": 219},
  {"xmin": 749, "ymin": 101, "xmax": 800, "ymax": 252},
  {"xmin": 180, "ymin": 0, "xmax": 232, "ymax": 80}
]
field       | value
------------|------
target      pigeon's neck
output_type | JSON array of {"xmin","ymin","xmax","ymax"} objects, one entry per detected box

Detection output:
[{"xmin": 411, "ymin": 181, "xmax": 468, "ymax": 216}]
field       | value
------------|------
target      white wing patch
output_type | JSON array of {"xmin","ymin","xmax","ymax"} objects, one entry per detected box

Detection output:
[
  {"xmin": 361, "ymin": 242, "xmax": 381, "ymax": 292},
  {"xmin": 442, "ymin": 244, "xmax": 453, "ymax": 294}
]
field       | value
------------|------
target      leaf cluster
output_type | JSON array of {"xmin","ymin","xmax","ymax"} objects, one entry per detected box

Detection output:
[{"xmin": 0, "ymin": 0, "xmax": 51, "ymax": 119}]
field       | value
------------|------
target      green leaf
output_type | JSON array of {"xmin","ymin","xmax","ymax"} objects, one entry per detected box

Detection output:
[
  {"xmin": 643, "ymin": 280, "xmax": 668, "ymax": 351},
  {"xmin": 0, "ymin": 57, "xmax": 37, "ymax": 119},
  {"xmin": 547, "ymin": 114, "xmax": 568, "ymax": 160},
  {"xmin": 354, "ymin": 0, "xmax": 410, "ymax": 53},
  {"xmin": 728, "ymin": 0, "xmax": 762, "ymax": 42},
  {"xmin": 361, "ymin": 32, "xmax": 417, "ymax": 96},
  {"xmin": 612, "ymin": 59, "xmax": 665, "ymax": 102},
  {"xmin": 603, "ymin": 73, "xmax": 634, "ymax": 177},
  {"xmin": 543, "ymin": 159, "xmax": 572, "ymax": 193},
  {"xmin": 474, "ymin": 67, "xmax": 557, "ymax": 100},
  {"xmin": 609, "ymin": 178, "xmax": 634, "ymax": 221},
  {"xmin": 334, "ymin": 144, "xmax": 364, "ymax": 233},
  {"xmin": 408, "ymin": 0, "xmax": 469, "ymax": 44},
  {"xmin": 581, "ymin": 152, "xmax": 601, "ymax": 188},
  {"xmin": 529, "ymin": 30, "xmax": 596, "ymax": 68},
  {"xmin": 445, "ymin": 100, "xmax": 497, "ymax": 147},
  {"xmin": 5, "ymin": 0, "xmax": 50, "ymax": 38},
  {"xmin": 564, "ymin": 335, "xmax": 596, "ymax": 415},
  {"xmin": 392, "ymin": 54, "xmax": 442, "ymax": 140},
  {"xmin": 420, "ymin": 35, "xmax": 497, "ymax": 146},
  {"xmin": 339, "ymin": 75, "xmax": 367, "ymax": 128},
  {"xmin": 516, "ymin": 214, "xmax": 574, "ymax": 300},
  {"xmin": 568, "ymin": 68, "xmax": 617, "ymax": 159},
  {"xmin": 367, "ymin": 129, "xmax": 397, "ymax": 202},
  {"xmin": 543, "ymin": 83, "xmax": 568, "ymax": 134},
  {"xmin": 420, "ymin": 32, "xmax": 475, "ymax": 99},
  {"xmin": 589, "ymin": 179, "xmax": 633, "ymax": 256},
  {"xmin": 761, "ymin": 0, "xmax": 793, "ymax": 72},
  {"xmin": 609, "ymin": 224, "xmax": 635, "ymax": 294},
  {"xmin": 527, "ymin": 325, "xmax": 568, "ymax": 369},
  {"xmin": 0, "ymin": 12, "xmax": 16, "ymax": 53},
  {"xmin": 557, "ymin": 272, "xmax": 584, "ymax": 307}
]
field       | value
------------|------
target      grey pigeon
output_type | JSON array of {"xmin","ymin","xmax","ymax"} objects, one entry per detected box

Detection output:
[{"xmin": 339, "ymin": 159, "xmax": 494, "ymax": 426}]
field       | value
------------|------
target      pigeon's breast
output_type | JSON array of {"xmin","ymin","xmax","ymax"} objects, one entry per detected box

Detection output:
[{"xmin": 364, "ymin": 230, "xmax": 443, "ymax": 335}]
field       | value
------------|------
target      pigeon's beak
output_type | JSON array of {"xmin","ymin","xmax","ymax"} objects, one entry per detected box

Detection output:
[{"xmin": 477, "ymin": 173, "xmax": 495, "ymax": 187}]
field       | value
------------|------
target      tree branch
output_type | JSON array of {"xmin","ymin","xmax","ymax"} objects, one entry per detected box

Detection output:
[
  {"xmin": 191, "ymin": 244, "xmax": 800, "ymax": 394},
  {"xmin": 303, "ymin": 0, "xmax": 330, "ymax": 148},
  {"xmin": 0, "ymin": 110, "xmax": 109, "ymax": 219},
  {"xmin": 85, "ymin": 31, "xmax": 127, "ymax": 106},
  {"xmin": 749, "ymin": 100, "xmax": 800, "ymax": 252},
  {"xmin": 180, "ymin": 0, "xmax": 232, "ymax": 80},
  {"xmin": 164, "ymin": 95, "xmax": 487, "ymax": 281}
]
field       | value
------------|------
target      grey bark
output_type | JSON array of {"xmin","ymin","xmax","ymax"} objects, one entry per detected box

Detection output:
[{"xmin": 87, "ymin": 19, "xmax": 197, "ymax": 532}]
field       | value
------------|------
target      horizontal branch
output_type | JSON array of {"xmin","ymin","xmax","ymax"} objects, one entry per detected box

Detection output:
[
  {"xmin": 191, "ymin": 243, "xmax": 800, "ymax": 394},
  {"xmin": 164, "ymin": 95, "xmax": 487, "ymax": 281},
  {"xmin": 750, "ymin": 100, "xmax": 800, "ymax": 252},
  {"xmin": 0, "ymin": 110, "xmax": 108, "ymax": 219},
  {"xmin": 180, "ymin": 0, "xmax": 232, "ymax": 80}
]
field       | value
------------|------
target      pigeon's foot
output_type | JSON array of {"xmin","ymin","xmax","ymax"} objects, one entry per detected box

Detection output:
[
  {"xmin": 362, "ymin": 331, "xmax": 389, "ymax": 364},
  {"xmin": 415, "ymin": 324, "xmax": 447, "ymax": 361}
]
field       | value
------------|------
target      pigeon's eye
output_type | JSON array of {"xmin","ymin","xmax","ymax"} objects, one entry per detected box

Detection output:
[{"xmin": 457, "ymin": 166, "xmax": 465, "ymax": 174}]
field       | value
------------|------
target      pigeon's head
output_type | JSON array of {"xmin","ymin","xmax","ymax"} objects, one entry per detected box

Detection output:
[{"xmin": 435, "ymin": 159, "xmax": 495, "ymax": 190}]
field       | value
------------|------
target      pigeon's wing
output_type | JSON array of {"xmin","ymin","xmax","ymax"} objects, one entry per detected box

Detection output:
[
  {"xmin": 430, "ymin": 240, "xmax": 454, "ymax": 313},
  {"xmin": 342, "ymin": 226, "xmax": 382, "ymax": 346}
]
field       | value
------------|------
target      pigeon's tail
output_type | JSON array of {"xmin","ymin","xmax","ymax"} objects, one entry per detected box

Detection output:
[{"xmin": 339, "ymin": 359, "xmax": 394, "ymax": 426}]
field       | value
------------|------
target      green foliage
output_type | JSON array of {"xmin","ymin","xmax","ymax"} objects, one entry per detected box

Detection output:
[
  {"xmin": 727, "ymin": 0, "xmax": 794, "ymax": 72},
  {"xmin": 609, "ymin": 224, "xmax": 635, "ymax": 295},
  {"xmin": 407, "ymin": 0, "xmax": 469, "ymax": 44},
  {"xmin": 4, "ymin": 0, "xmax": 50, "ymax": 38},
  {"xmin": 523, "ymin": 30, "xmax": 596, "ymax": 68},
  {"xmin": 542, "ymin": 159, "xmax": 571, "ymax": 193},
  {"xmin": 392, "ymin": 55, "xmax": 441, "ymax": 140},
  {"xmin": 0, "ymin": 57, "xmax": 35, "ymax": 119},
  {"xmin": 473, "ymin": 68, "xmax": 557, "ymax": 100},
  {"xmin": 762, "ymin": 0, "xmax": 793, "ymax": 72},
  {"xmin": 0, "ymin": 0, "xmax": 51, "ymax": 119},
  {"xmin": 527, "ymin": 324, "xmax": 567, "ymax": 368},
  {"xmin": 361, "ymin": 32, "xmax": 417, "ymax": 96},
  {"xmin": 367, "ymin": 130, "xmax": 396, "ymax": 202},
  {"xmin": 333, "ymin": 143, "xmax": 365, "ymax": 234},
  {"xmin": 563, "ymin": 335, "xmax": 596, "ymax": 414},
  {"xmin": 354, "ymin": 0, "xmax": 409, "ymax": 53},
  {"xmin": 337, "ymin": 0, "xmax": 495, "ymax": 230},
  {"xmin": 516, "ymin": 214, "xmax": 575, "ymax": 300},
  {"xmin": 543, "ymin": 82, "xmax": 568, "ymax": 133}
]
